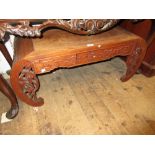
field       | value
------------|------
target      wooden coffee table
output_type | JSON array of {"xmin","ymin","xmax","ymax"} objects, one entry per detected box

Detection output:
[{"xmin": 0, "ymin": 19, "xmax": 147, "ymax": 109}]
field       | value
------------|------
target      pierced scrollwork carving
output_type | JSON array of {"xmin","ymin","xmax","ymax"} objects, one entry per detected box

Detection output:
[
  {"xmin": 41, "ymin": 19, "xmax": 120, "ymax": 35},
  {"xmin": 0, "ymin": 20, "xmax": 41, "ymax": 41},
  {"xmin": 71, "ymin": 19, "xmax": 119, "ymax": 34},
  {"xmin": 0, "ymin": 19, "xmax": 143, "ymax": 41},
  {"xmin": 0, "ymin": 19, "xmax": 120, "ymax": 41},
  {"xmin": 18, "ymin": 65, "xmax": 41, "ymax": 102}
]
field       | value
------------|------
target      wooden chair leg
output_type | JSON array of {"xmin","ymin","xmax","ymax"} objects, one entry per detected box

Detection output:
[
  {"xmin": 0, "ymin": 74, "xmax": 19, "ymax": 119},
  {"xmin": 0, "ymin": 42, "xmax": 13, "ymax": 67},
  {"xmin": 0, "ymin": 42, "xmax": 19, "ymax": 118}
]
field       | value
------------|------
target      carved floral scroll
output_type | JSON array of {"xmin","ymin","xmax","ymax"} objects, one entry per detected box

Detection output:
[{"xmin": 0, "ymin": 19, "xmax": 120, "ymax": 41}]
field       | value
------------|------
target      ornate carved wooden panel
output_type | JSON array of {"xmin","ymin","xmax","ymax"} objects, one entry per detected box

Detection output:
[{"xmin": 0, "ymin": 19, "xmax": 120, "ymax": 41}]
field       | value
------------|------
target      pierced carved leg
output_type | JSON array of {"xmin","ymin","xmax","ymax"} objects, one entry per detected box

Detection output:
[
  {"xmin": 10, "ymin": 60, "xmax": 44, "ymax": 107},
  {"xmin": 121, "ymin": 40, "xmax": 147, "ymax": 82}
]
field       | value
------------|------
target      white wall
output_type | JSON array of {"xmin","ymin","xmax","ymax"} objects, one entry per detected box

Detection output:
[{"xmin": 0, "ymin": 36, "xmax": 14, "ymax": 74}]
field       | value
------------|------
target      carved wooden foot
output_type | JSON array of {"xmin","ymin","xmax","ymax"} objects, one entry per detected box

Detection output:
[
  {"xmin": 121, "ymin": 40, "xmax": 147, "ymax": 82},
  {"xmin": 0, "ymin": 74, "xmax": 19, "ymax": 119},
  {"xmin": 10, "ymin": 60, "xmax": 44, "ymax": 107}
]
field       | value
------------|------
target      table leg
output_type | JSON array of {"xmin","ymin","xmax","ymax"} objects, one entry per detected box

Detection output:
[
  {"xmin": 10, "ymin": 60, "xmax": 44, "ymax": 107},
  {"xmin": 120, "ymin": 39, "xmax": 147, "ymax": 82}
]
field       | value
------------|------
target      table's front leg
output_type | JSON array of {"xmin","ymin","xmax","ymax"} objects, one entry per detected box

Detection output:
[
  {"xmin": 0, "ymin": 74, "xmax": 19, "ymax": 119},
  {"xmin": 10, "ymin": 60, "xmax": 44, "ymax": 107}
]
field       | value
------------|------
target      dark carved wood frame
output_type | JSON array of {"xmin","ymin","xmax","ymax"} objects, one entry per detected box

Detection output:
[{"xmin": 0, "ymin": 19, "xmax": 120, "ymax": 41}]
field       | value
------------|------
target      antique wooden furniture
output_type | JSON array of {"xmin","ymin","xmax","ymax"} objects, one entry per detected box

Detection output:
[
  {"xmin": 0, "ymin": 42, "xmax": 19, "ymax": 119},
  {"xmin": 140, "ymin": 21, "xmax": 155, "ymax": 77},
  {"xmin": 121, "ymin": 20, "xmax": 155, "ymax": 77},
  {"xmin": 0, "ymin": 19, "xmax": 147, "ymax": 107}
]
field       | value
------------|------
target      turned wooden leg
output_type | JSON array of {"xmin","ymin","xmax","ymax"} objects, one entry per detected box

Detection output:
[
  {"xmin": 0, "ymin": 74, "xmax": 19, "ymax": 119},
  {"xmin": 10, "ymin": 60, "xmax": 44, "ymax": 107},
  {"xmin": 121, "ymin": 39, "xmax": 147, "ymax": 82}
]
